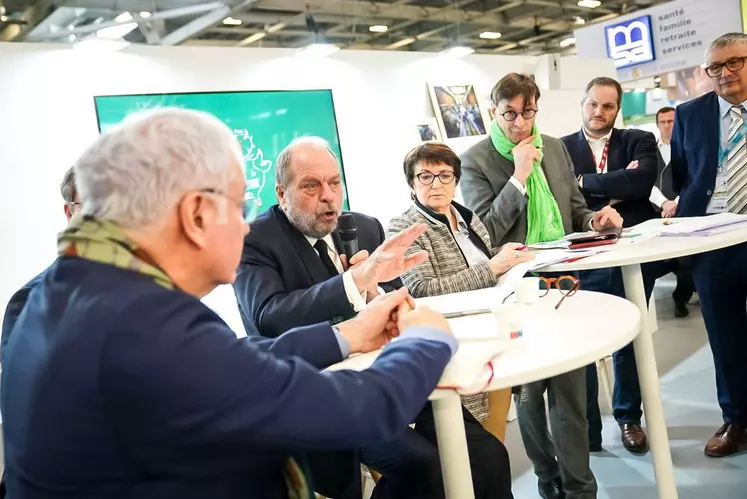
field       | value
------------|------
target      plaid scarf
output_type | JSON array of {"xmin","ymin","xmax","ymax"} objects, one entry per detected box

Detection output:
[{"xmin": 57, "ymin": 215, "xmax": 314, "ymax": 499}]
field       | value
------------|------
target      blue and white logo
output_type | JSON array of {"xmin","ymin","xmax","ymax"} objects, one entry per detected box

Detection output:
[{"xmin": 605, "ymin": 15, "xmax": 655, "ymax": 69}]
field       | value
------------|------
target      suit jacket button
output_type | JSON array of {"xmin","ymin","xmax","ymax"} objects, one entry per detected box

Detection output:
[{"xmin": 707, "ymin": 189, "xmax": 712, "ymax": 195}]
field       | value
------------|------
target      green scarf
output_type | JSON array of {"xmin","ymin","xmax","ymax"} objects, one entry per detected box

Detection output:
[
  {"xmin": 489, "ymin": 121, "xmax": 565, "ymax": 244},
  {"xmin": 57, "ymin": 215, "xmax": 314, "ymax": 499}
]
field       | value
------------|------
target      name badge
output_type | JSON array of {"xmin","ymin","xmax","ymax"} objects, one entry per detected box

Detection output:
[{"xmin": 706, "ymin": 163, "xmax": 728, "ymax": 214}]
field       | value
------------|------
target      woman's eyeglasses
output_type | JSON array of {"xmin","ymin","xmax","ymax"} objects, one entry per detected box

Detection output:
[
  {"xmin": 416, "ymin": 171, "xmax": 456, "ymax": 185},
  {"xmin": 540, "ymin": 275, "xmax": 580, "ymax": 310}
]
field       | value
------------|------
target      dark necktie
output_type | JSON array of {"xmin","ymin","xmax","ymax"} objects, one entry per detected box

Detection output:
[{"xmin": 314, "ymin": 239, "xmax": 339, "ymax": 277}]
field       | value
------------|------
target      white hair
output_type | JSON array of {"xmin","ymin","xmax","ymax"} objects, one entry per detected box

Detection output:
[
  {"xmin": 275, "ymin": 136, "xmax": 338, "ymax": 188},
  {"xmin": 75, "ymin": 107, "xmax": 242, "ymax": 228}
]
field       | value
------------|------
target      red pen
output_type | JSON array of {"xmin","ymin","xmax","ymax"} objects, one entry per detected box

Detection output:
[{"xmin": 517, "ymin": 245, "xmax": 528, "ymax": 251}]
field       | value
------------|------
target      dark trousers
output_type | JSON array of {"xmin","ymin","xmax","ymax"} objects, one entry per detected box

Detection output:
[
  {"xmin": 579, "ymin": 263, "xmax": 657, "ymax": 442},
  {"xmin": 662, "ymin": 257, "xmax": 695, "ymax": 305},
  {"xmin": 692, "ymin": 243, "xmax": 747, "ymax": 425},
  {"xmin": 337, "ymin": 404, "xmax": 513, "ymax": 499},
  {"xmin": 515, "ymin": 368, "xmax": 597, "ymax": 499}
]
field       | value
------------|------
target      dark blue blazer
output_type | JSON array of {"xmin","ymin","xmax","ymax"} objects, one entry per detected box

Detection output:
[
  {"xmin": 233, "ymin": 205, "xmax": 400, "ymax": 338},
  {"xmin": 1, "ymin": 258, "xmax": 451, "ymax": 499},
  {"xmin": 561, "ymin": 128, "xmax": 658, "ymax": 227},
  {"xmin": 1, "ymin": 268, "xmax": 46, "ymax": 363},
  {"xmin": 670, "ymin": 92, "xmax": 722, "ymax": 216}
]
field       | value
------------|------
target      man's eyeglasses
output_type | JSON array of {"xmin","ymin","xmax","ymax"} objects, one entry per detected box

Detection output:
[
  {"xmin": 200, "ymin": 188, "xmax": 260, "ymax": 222},
  {"xmin": 415, "ymin": 171, "xmax": 456, "ymax": 185},
  {"xmin": 705, "ymin": 57, "xmax": 747, "ymax": 77},
  {"xmin": 498, "ymin": 109, "xmax": 537, "ymax": 121},
  {"xmin": 540, "ymin": 275, "xmax": 580, "ymax": 310}
]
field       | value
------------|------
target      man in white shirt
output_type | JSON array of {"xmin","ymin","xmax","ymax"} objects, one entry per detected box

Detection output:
[
  {"xmin": 651, "ymin": 106, "xmax": 695, "ymax": 318},
  {"xmin": 561, "ymin": 77, "xmax": 659, "ymax": 457}
]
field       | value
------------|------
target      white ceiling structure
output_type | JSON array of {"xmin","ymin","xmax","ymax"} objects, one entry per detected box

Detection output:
[{"xmin": 0, "ymin": 0, "xmax": 669, "ymax": 55}]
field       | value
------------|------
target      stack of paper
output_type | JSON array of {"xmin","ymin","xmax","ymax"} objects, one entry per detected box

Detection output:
[
  {"xmin": 659, "ymin": 213, "xmax": 747, "ymax": 237},
  {"xmin": 326, "ymin": 339, "xmax": 506, "ymax": 394}
]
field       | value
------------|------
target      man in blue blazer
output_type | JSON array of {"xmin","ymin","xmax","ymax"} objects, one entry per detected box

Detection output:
[
  {"xmin": 671, "ymin": 32, "xmax": 747, "ymax": 458},
  {"xmin": 2, "ymin": 107, "xmax": 459, "ymax": 499},
  {"xmin": 233, "ymin": 137, "xmax": 513, "ymax": 499},
  {"xmin": 562, "ymin": 77, "xmax": 658, "ymax": 456},
  {"xmin": 1, "ymin": 166, "xmax": 80, "ymax": 361}
]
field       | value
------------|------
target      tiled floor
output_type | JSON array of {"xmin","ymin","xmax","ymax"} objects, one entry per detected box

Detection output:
[{"xmin": 508, "ymin": 276, "xmax": 747, "ymax": 498}]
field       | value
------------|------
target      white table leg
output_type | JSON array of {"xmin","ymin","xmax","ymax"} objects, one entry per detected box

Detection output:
[
  {"xmin": 621, "ymin": 263, "xmax": 678, "ymax": 499},
  {"xmin": 432, "ymin": 392, "xmax": 474, "ymax": 499}
]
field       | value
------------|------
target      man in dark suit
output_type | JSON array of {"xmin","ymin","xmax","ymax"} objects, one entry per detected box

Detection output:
[
  {"xmin": 1, "ymin": 166, "xmax": 80, "ymax": 361},
  {"xmin": 671, "ymin": 32, "xmax": 747, "ymax": 458},
  {"xmin": 233, "ymin": 137, "xmax": 513, "ymax": 499},
  {"xmin": 649, "ymin": 106, "xmax": 695, "ymax": 318},
  {"xmin": 561, "ymin": 77, "xmax": 658, "ymax": 456}
]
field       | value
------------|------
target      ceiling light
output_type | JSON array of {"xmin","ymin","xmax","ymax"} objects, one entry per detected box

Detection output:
[
  {"xmin": 574, "ymin": 16, "xmax": 586, "ymax": 24},
  {"xmin": 68, "ymin": 34, "xmax": 76, "ymax": 42},
  {"xmin": 369, "ymin": 25, "xmax": 388, "ymax": 33},
  {"xmin": 577, "ymin": 0, "xmax": 601, "ymax": 7},
  {"xmin": 439, "ymin": 45, "xmax": 475, "ymax": 57},
  {"xmin": 238, "ymin": 32, "xmax": 266, "ymax": 46},
  {"xmin": 296, "ymin": 42, "xmax": 340, "ymax": 58},
  {"xmin": 559, "ymin": 37, "xmax": 576, "ymax": 47},
  {"xmin": 386, "ymin": 37, "xmax": 415, "ymax": 49},
  {"xmin": 0, "ymin": 15, "xmax": 6, "ymax": 23},
  {"xmin": 139, "ymin": 11, "xmax": 151, "ymax": 18},
  {"xmin": 97, "ymin": 13, "xmax": 136, "ymax": 39},
  {"xmin": 74, "ymin": 38, "xmax": 130, "ymax": 51},
  {"xmin": 223, "ymin": 16, "xmax": 242, "ymax": 26},
  {"xmin": 479, "ymin": 31, "xmax": 502, "ymax": 40},
  {"xmin": 654, "ymin": 76, "xmax": 662, "ymax": 83}
]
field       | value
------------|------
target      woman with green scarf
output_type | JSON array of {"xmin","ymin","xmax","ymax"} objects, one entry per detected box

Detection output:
[{"xmin": 459, "ymin": 73, "xmax": 622, "ymax": 499}]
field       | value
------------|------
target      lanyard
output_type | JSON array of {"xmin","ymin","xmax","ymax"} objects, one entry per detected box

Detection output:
[
  {"xmin": 719, "ymin": 128, "xmax": 745, "ymax": 166},
  {"xmin": 591, "ymin": 140, "xmax": 610, "ymax": 174}
]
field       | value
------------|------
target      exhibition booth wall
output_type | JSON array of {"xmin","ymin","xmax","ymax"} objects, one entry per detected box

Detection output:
[{"xmin": 0, "ymin": 42, "xmax": 615, "ymax": 332}]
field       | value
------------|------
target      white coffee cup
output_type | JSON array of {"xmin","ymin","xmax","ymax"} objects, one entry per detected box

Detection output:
[{"xmin": 514, "ymin": 276, "xmax": 540, "ymax": 304}]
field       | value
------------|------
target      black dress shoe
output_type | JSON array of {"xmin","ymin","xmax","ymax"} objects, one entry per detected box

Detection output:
[
  {"xmin": 674, "ymin": 301, "xmax": 689, "ymax": 318},
  {"xmin": 620, "ymin": 424, "xmax": 649, "ymax": 455},
  {"xmin": 538, "ymin": 477, "xmax": 565, "ymax": 499},
  {"xmin": 589, "ymin": 441, "xmax": 603, "ymax": 452}
]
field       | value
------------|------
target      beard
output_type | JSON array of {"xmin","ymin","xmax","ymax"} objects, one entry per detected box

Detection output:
[
  {"xmin": 285, "ymin": 197, "xmax": 340, "ymax": 239},
  {"xmin": 585, "ymin": 116, "xmax": 614, "ymax": 137}
]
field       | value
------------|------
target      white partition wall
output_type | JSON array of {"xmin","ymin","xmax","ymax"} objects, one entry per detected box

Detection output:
[{"xmin": 0, "ymin": 43, "xmax": 615, "ymax": 330}]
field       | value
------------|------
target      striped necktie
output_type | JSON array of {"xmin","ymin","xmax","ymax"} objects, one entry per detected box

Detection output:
[{"xmin": 726, "ymin": 105, "xmax": 747, "ymax": 214}]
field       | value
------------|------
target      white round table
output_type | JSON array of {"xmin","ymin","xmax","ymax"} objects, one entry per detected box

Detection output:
[
  {"xmin": 539, "ymin": 218, "xmax": 747, "ymax": 499},
  {"xmin": 328, "ymin": 289, "xmax": 642, "ymax": 499}
]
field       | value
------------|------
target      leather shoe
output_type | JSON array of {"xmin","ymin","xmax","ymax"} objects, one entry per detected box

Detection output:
[
  {"xmin": 674, "ymin": 301, "xmax": 689, "ymax": 318},
  {"xmin": 538, "ymin": 477, "xmax": 565, "ymax": 499},
  {"xmin": 620, "ymin": 424, "xmax": 648, "ymax": 455},
  {"xmin": 589, "ymin": 440, "xmax": 603, "ymax": 452},
  {"xmin": 705, "ymin": 423, "xmax": 747, "ymax": 458}
]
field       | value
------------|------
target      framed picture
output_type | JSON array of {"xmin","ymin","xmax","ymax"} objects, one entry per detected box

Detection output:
[
  {"xmin": 427, "ymin": 84, "xmax": 487, "ymax": 139},
  {"xmin": 416, "ymin": 118, "xmax": 442, "ymax": 142}
]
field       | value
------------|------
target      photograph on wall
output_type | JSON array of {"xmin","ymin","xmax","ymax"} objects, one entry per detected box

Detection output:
[
  {"xmin": 416, "ymin": 118, "xmax": 442, "ymax": 142},
  {"xmin": 93, "ymin": 89, "xmax": 350, "ymax": 219},
  {"xmin": 427, "ymin": 84, "xmax": 487, "ymax": 139}
]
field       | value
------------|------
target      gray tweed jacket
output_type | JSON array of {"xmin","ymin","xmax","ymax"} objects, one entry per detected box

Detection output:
[{"xmin": 387, "ymin": 200, "xmax": 501, "ymax": 421}]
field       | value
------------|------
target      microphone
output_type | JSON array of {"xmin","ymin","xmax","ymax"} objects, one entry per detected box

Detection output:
[{"xmin": 337, "ymin": 213, "xmax": 359, "ymax": 262}]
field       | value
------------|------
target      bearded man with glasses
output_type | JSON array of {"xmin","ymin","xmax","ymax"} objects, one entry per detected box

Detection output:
[{"xmin": 670, "ymin": 32, "xmax": 747, "ymax": 458}]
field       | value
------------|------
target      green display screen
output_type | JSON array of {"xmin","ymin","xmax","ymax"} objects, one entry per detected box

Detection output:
[{"xmin": 93, "ymin": 89, "xmax": 349, "ymax": 216}]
